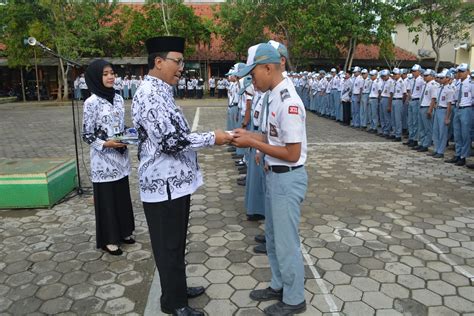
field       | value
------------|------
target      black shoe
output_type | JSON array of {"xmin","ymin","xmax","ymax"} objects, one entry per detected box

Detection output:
[
  {"xmin": 264, "ymin": 301, "xmax": 306, "ymax": 316},
  {"xmin": 235, "ymin": 160, "xmax": 245, "ymax": 167},
  {"xmin": 393, "ymin": 137, "xmax": 402, "ymax": 142},
  {"xmin": 121, "ymin": 237, "xmax": 135, "ymax": 244},
  {"xmin": 102, "ymin": 245, "xmax": 123, "ymax": 256},
  {"xmin": 249, "ymin": 287, "xmax": 283, "ymax": 301},
  {"xmin": 388, "ymin": 135, "xmax": 396, "ymax": 139},
  {"xmin": 455, "ymin": 158, "xmax": 466, "ymax": 166},
  {"xmin": 426, "ymin": 151, "xmax": 436, "ymax": 156},
  {"xmin": 408, "ymin": 141, "xmax": 418, "ymax": 148},
  {"xmin": 445, "ymin": 156, "xmax": 460, "ymax": 163},
  {"xmin": 412, "ymin": 145, "xmax": 421, "ymax": 150},
  {"xmin": 433, "ymin": 153, "xmax": 444, "ymax": 158},
  {"xmin": 403, "ymin": 140, "xmax": 413, "ymax": 146},
  {"xmin": 232, "ymin": 154, "xmax": 244, "ymax": 160},
  {"xmin": 254, "ymin": 243, "xmax": 267, "ymax": 254},
  {"xmin": 161, "ymin": 306, "xmax": 204, "ymax": 316},
  {"xmin": 187, "ymin": 286, "xmax": 205, "ymax": 298},
  {"xmin": 237, "ymin": 178, "xmax": 246, "ymax": 186},
  {"xmin": 238, "ymin": 165, "xmax": 247, "ymax": 171},
  {"xmin": 238, "ymin": 168, "xmax": 247, "ymax": 174},
  {"xmin": 255, "ymin": 234, "xmax": 266, "ymax": 243},
  {"xmin": 247, "ymin": 214, "xmax": 265, "ymax": 221},
  {"xmin": 466, "ymin": 163, "xmax": 474, "ymax": 169},
  {"xmin": 417, "ymin": 147, "xmax": 428, "ymax": 152},
  {"xmin": 227, "ymin": 147, "xmax": 236, "ymax": 152}
]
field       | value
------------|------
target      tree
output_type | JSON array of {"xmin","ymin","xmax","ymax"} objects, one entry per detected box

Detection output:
[
  {"xmin": 404, "ymin": 0, "xmax": 474, "ymax": 71},
  {"xmin": 118, "ymin": 1, "xmax": 211, "ymax": 58},
  {"xmin": 0, "ymin": 1, "xmax": 49, "ymax": 101}
]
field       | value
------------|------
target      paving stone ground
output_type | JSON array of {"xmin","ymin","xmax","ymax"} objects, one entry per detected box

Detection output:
[{"xmin": 0, "ymin": 98, "xmax": 473, "ymax": 315}]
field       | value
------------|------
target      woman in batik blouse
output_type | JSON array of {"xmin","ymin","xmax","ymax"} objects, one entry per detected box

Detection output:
[{"xmin": 82, "ymin": 59, "xmax": 135, "ymax": 256}]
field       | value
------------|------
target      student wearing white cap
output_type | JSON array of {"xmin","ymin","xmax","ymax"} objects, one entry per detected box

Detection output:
[
  {"xmin": 401, "ymin": 69, "xmax": 410, "ymax": 134},
  {"xmin": 404, "ymin": 64, "xmax": 425, "ymax": 147},
  {"xmin": 431, "ymin": 70, "xmax": 454, "ymax": 158},
  {"xmin": 341, "ymin": 71, "xmax": 352, "ymax": 125},
  {"xmin": 336, "ymin": 71, "xmax": 345, "ymax": 122},
  {"xmin": 378, "ymin": 69, "xmax": 394, "ymax": 137},
  {"xmin": 390, "ymin": 68, "xmax": 407, "ymax": 141},
  {"xmin": 331, "ymin": 69, "xmax": 341, "ymax": 120},
  {"xmin": 351, "ymin": 66, "xmax": 364, "ymax": 127},
  {"xmin": 360, "ymin": 69, "xmax": 371, "ymax": 129},
  {"xmin": 232, "ymin": 43, "xmax": 308, "ymax": 315},
  {"xmin": 367, "ymin": 69, "xmax": 381, "ymax": 133},
  {"xmin": 413, "ymin": 69, "xmax": 438, "ymax": 152},
  {"xmin": 445, "ymin": 63, "xmax": 472, "ymax": 166}
]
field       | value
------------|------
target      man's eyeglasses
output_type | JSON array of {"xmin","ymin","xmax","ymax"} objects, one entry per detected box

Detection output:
[{"xmin": 164, "ymin": 57, "xmax": 185, "ymax": 67}]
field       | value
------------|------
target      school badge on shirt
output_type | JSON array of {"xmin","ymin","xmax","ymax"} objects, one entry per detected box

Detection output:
[
  {"xmin": 254, "ymin": 111, "xmax": 259, "ymax": 119},
  {"xmin": 280, "ymin": 89, "xmax": 290, "ymax": 102},
  {"xmin": 269, "ymin": 123, "xmax": 278, "ymax": 137}
]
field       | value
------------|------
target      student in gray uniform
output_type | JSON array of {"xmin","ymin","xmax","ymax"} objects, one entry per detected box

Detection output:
[
  {"xmin": 233, "ymin": 43, "xmax": 307, "ymax": 316},
  {"xmin": 445, "ymin": 64, "xmax": 472, "ymax": 166},
  {"xmin": 414, "ymin": 69, "xmax": 438, "ymax": 152},
  {"xmin": 431, "ymin": 70, "xmax": 454, "ymax": 158}
]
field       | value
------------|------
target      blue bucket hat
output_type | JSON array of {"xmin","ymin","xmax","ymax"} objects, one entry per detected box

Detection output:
[{"xmin": 234, "ymin": 43, "xmax": 281, "ymax": 77}]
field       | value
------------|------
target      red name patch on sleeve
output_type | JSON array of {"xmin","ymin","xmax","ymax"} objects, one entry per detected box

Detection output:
[{"xmin": 288, "ymin": 106, "xmax": 299, "ymax": 115}]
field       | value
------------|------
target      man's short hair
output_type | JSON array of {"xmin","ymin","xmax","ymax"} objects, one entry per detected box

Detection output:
[{"xmin": 148, "ymin": 52, "xmax": 169, "ymax": 70}]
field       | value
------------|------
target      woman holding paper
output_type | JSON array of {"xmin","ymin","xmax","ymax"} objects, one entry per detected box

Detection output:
[{"xmin": 82, "ymin": 59, "xmax": 135, "ymax": 256}]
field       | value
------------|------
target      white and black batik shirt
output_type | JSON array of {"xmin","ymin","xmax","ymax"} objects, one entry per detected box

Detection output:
[
  {"xmin": 132, "ymin": 75, "xmax": 216, "ymax": 203},
  {"xmin": 82, "ymin": 94, "xmax": 131, "ymax": 183}
]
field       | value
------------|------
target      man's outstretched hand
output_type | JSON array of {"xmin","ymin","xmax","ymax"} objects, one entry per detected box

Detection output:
[{"xmin": 214, "ymin": 129, "xmax": 234, "ymax": 145}]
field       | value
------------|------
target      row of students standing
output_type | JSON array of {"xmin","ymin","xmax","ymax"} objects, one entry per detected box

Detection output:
[{"xmin": 293, "ymin": 63, "xmax": 474, "ymax": 168}]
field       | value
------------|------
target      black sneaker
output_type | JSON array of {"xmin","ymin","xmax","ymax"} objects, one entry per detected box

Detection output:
[
  {"xmin": 264, "ymin": 301, "xmax": 306, "ymax": 316},
  {"xmin": 417, "ymin": 147, "xmax": 428, "ymax": 152},
  {"xmin": 445, "ymin": 156, "xmax": 460, "ymax": 163},
  {"xmin": 433, "ymin": 153, "xmax": 444, "ymax": 158},
  {"xmin": 403, "ymin": 140, "xmax": 413, "ymax": 146},
  {"xmin": 247, "ymin": 214, "xmax": 265, "ymax": 221},
  {"xmin": 455, "ymin": 158, "xmax": 466, "ymax": 166},
  {"xmin": 408, "ymin": 141, "xmax": 418, "ymax": 148},
  {"xmin": 249, "ymin": 287, "xmax": 283, "ymax": 301},
  {"xmin": 254, "ymin": 243, "xmax": 267, "ymax": 254},
  {"xmin": 254, "ymin": 234, "xmax": 266, "ymax": 243}
]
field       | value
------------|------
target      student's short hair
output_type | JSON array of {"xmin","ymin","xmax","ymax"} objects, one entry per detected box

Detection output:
[{"xmin": 148, "ymin": 52, "xmax": 169, "ymax": 70}]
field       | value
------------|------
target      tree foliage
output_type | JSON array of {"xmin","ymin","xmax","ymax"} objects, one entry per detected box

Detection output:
[
  {"xmin": 403, "ymin": 0, "xmax": 474, "ymax": 71},
  {"xmin": 215, "ymin": 0, "xmax": 402, "ymax": 70},
  {"xmin": 0, "ymin": 0, "xmax": 211, "ymax": 100}
]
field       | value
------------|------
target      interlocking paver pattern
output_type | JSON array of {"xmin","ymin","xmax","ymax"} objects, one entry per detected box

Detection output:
[{"xmin": 0, "ymin": 99, "xmax": 473, "ymax": 315}]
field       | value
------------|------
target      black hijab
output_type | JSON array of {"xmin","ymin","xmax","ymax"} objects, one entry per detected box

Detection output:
[{"xmin": 85, "ymin": 59, "xmax": 116, "ymax": 105}]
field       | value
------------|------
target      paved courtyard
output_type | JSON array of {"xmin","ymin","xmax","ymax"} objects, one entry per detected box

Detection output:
[{"xmin": 0, "ymin": 98, "xmax": 473, "ymax": 315}]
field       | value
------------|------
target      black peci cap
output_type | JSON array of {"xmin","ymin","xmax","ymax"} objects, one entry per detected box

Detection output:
[{"xmin": 145, "ymin": 36, "xmax": 185, "ymax": 54}]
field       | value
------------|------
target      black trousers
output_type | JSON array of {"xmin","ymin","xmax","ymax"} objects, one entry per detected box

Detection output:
[
  {"xmin": 178, "ymin": 89, "xmax": 184, "ymax": 99},
  {"xmin": 143, "ymin": 195, "xmax": 191, "ymax": 310},
  {"xmin": 93, "ymin": 176, "xmax": 134, "ymax": 248},
  {"xmin": 342, "ymin": 101, "xmax": 351, "ymax": 125},
  {"xmin": 218, "ymin": 88, "xmax": 224, "ymax": 98},
  {"xmin": 210, "ymin": 87, "xmax": 215, "ymax": 97}
]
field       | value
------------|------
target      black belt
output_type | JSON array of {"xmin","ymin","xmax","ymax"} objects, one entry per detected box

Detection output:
[
  {"xmin": 369, "ymin": 97, "xmax": 378, "ymax": 99},
  {"xmin": 420, "ymin": 106, "xmax": 430, "ymax": 108},
  {"xmin": 393, "ymin": 98, "xmax": 402, "ymax": 100},
  {"xmin": 437, "ymin": 106, "xmax": 448, "ymax": 109},
  {"xmin": 457, "ymin": 106, "xmax": 472, "ymax": 109},
  {"xmin": 268, "ymin": 165, "xmax": 303, "ymax": 173},
  {"xmin": 411, "ymin": 98, "xmax": 420, "ymax": 101},
  {"xmin": 228, "ymin": 103, "xmax": 238, "ymax": 108},
  {"xmin": 381, "ymin": 96, "xmax": 389, "ymax": 98}
]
